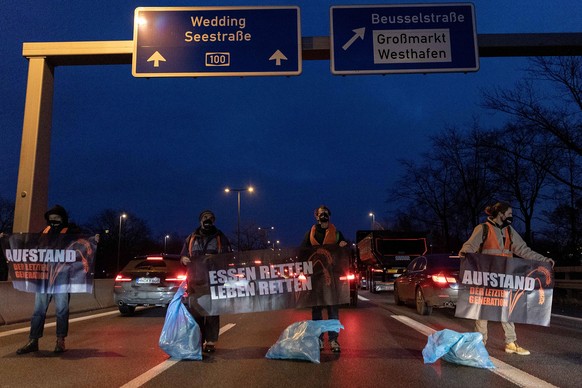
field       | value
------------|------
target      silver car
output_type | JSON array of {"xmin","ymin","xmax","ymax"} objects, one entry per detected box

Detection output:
[
  {"xmin": 113, "ymin": 254, "xmax": 186, "ymax": 314},
  {"xmin": 393, "ymin": 254, "xmax": 462, "ymax": 315}
]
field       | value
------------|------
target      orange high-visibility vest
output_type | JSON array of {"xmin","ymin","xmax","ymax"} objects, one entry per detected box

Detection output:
[
  {"xmin": 481, "ymin": 222, "xmax": 512, "ymax": 257},
  {"xmin": 188, "ymin": 234, "xmax": 222, "ymax": 256},
  {"xmin": 309, "ymin": 224, "xmax": 338, "ymax": 246},
  {"xmin": 42, "ymin": 226, "xmax": 68, "ymax": 234}
]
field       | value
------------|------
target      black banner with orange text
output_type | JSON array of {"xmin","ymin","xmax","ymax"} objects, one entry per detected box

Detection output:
[
  {"xmin": 455, "ymin": 253, "xmax": 554, "ymax": 326},
  {"xmin": 1, "ymin": 233, "xmax": 98, "ymax": 294}
]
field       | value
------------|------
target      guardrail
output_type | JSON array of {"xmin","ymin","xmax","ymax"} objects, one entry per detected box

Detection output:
[
  {"xmin": 554, "ymin": 266, "xmax": 582, "ymax": 289},
  {"xmin": 554, "ymin": 266, "xmax": 582, "ymax": 303},
  {"xmin": 0, "ymin": 279, "xmax": 115, "ymax": 326}
]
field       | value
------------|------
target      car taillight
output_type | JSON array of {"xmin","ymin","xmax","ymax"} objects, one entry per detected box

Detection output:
[
  {"xmin": 340, "ymin": 273, "xmax": 356, "ymax": 281},
  {"xmin": 146, "ymin": 256, "xmax": 163, "ymax": 261},
  {"xmin": 166, "ymin": 273, "xmax": 187, "ymax": 282},
  {"xmin": 431, "ymin": 273, "xmax": 457, "ymax": 285},
  {"xmin": 115, "ymin": 274, "xmax": 132, "ymax": 282}
]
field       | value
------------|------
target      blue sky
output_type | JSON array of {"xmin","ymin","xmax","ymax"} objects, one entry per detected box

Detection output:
[{"xmin": 1, "ymin": 1, "xmax": 581, "ymax": 246}]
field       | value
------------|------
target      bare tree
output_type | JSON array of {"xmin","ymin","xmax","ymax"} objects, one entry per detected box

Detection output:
[
  {"xmin": 482, "ymin": 57, "xmax": 581, "ymax": 258},
  {"xmin": 482, "ymin": 57, "xmax": 582, "ymax": 190},
  {"xmin": 84, "ymin": 209, "xmax": 154, "ymax": 277},
  {"xmin": 431, "ymin": 123, "xmax": 497, "ymax": 229},
  {"xmin": 231, "ymin": 222, "xmax": 273, "ymax": 251},
  {"xmin": 486, "ymin": 123, "xmax": 555, "ymax": 243},
  {"xmin": 391, "ymin": 155, "xmax": 458, "ymax": 251}
]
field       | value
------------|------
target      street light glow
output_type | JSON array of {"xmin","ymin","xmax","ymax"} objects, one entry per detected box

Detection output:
[
  {"xmin": 117, "ymin": 213, "xmax": 128, "ymax": 273},
  {"xmin": 164, "ymin": 234, "xmax": 170, "ymax": 253},
  {"xmin": 224, "ymin": 186, "xmax": 255, "ymax": 251}
]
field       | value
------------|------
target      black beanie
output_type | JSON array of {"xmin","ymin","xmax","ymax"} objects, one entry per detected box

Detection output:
[
  {"xmin": 44, "ymin": 205, "xmax": 69, "ymax": 225},
  {"xmin": 199, "ymin": 210, "xmax": 216, "ymax": 222}
]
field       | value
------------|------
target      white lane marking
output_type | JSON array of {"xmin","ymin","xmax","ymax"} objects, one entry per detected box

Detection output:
[
  {"xmin": 490, "ymin": 358, "xmax": 558, "ymax": 388},
  {"xmin": 220, "ymin": 323, "xmax": 236, "ymax": 335},
  {"xmin": 391, "ymin": 315, "xmax": 558, "ymax": 388},
  {"xmin": 120, "ymin": 360, "xmax": 180, "ymax": 388},
  {"xmin": 120, "ymin": 323, "xmax": 236, "ymax": 388},
  {"xmin": 357, "ymin": 295, "xmax": 369, "ymax": 301},
  {"xmin": 391, "ymin": 315, "xmax": 436, "ymax": 336},
  {"xmin": 0, "ymin": 310, "xmax": 120, "ymax": 338}
]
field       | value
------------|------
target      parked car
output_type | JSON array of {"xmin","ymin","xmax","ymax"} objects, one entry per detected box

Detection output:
[
  {"xmin": 113, "ymin": 253, "xmax": 186, "ymax": 314},
  {"xmin": 393, "ymin": 254, "xmax": 462, "ymax": 315}
]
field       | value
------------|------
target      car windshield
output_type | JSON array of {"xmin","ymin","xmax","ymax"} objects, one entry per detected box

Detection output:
[{"xmin": 135, "ymin": 260, "xmax": 167, "ymax": 269}]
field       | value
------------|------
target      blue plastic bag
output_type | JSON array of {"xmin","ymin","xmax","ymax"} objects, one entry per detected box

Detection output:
[
  {"xmin": 422, "ymin": 329, "xmax": 494, "ymax": 369},
  {"xmin": 159, "ymin": 281, "xmax": 202, "ymax": 360},
  {"xmin": 265, "ymin": 319, "xmax": 344, "ymax": 363}
]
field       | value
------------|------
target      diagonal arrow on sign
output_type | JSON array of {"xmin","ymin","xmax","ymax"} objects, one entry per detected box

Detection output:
[
  {"xmin": 269, "ymin": 50, "xmax": 288, "ymax": 66},
  {"xmin": 147, "ymin": 51, "xmax": 166, "ymax": 67},
  {"xmin": 342, "ymin": 27, "xmax": 366, "ymax": 51}
]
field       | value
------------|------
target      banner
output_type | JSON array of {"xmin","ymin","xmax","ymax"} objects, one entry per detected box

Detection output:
[
  {"xmin": 1, "ymin": 233, "xmax": 98, "ymax": 294},
  {"xmin": 455, "ymin": 253, "xmax": 554, "ymax": 326},
  {"xmin": 185, "ymin": 245, "xmax": 351, "ymax": 315}
]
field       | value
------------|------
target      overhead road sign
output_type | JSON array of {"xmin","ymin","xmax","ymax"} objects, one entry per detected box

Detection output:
[
  {"xmin": 330, "ymin": 3, "xmax": 479, "ymax": 75},
  {"xmin": 132, "ymin": 6, "xmax": 301, "ymax": 77}
]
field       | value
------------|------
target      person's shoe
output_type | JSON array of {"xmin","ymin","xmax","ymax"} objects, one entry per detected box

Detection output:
[
  {"xmin": 204, "ymin": 342, "xmax": 216, "ymax": 353},
  {"xmin": 505, "ymin": 342, "xmax": 530, "ymax": 355},
  {"xmin": 54, "ymin": 337, "xmax": 66, "ymax": 353},
  {"xmin": 16, "ymin": 339, "xmax": 39, "ymax": 355},
  {"xmin": 319, "ymin": 339, "xmax": 324, "ymax": 350},
  {"xmin": 330, "ymin": 340, "xmax": 341, "ymax": 353}
]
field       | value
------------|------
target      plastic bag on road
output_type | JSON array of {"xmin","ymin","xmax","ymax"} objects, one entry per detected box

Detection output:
[
  {"xmin": 422, "ymin": 329, "xmax": 494, "ymax": 369},
  {"xmin": 265, "ymin": 319, "xmax": 344, "ymax": 363},
  {"xmin": 159, "ymin": 281, "xmax": 202, "ymax": 360}
]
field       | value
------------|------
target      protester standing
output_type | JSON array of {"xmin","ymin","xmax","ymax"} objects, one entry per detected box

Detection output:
[
  {"xmin": 459, "ymin": 201, "xmax": 555, "ymax": 356},
  {"xmin": 301, "ymin": 205, "xmax": 348, "ymax": 353},
  {"xmin": 181, "ymin": 210, "xmax": 231, "ymax": 353},
  {"xmin": 16, "ymin": 205, "xmax": 87, "ymax": 354}
]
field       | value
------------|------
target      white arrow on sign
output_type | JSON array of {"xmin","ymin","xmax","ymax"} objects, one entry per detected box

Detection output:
[
  {"xmin": 147, "ymin": 51, "xmax": 166, "ymax": 68},
  {"xmin": 342, "ymin": 27, "xmax": 366, "ymax": 51},
  {"xmin": 269, "ymin": 50, "xmax": 288, "ymax": 66}
]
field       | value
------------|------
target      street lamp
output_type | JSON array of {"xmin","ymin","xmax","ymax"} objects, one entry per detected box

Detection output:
[
  {"xmin": 268, "ymin": 240, "xmax": 280, "ymax": 250},
  {"xmin": 258, "ymin": 226, "xmax": 275, "ymax": 249},
  {"xmin": 369, "ymin": 212, "xmax": 375, "ymax": 230},
  {"xmin": 164, "ymin": 235, "xmax": 170, "ymax": 253},
  {"xmin": 225, "ymin": 186, "xmax": 254, "ymax": 251},
  {"xmin": 117, "ymin": 213, "xmax": 127, "ymax": 273}
]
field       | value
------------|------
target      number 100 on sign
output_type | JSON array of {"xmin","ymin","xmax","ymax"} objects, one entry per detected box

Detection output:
[{"xmin": 206, "ymin": 52, "xmax": 230, "ymax": 67}]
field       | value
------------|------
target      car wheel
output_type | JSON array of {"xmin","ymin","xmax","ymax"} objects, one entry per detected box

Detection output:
[
  {"xmin": 415, "ymin": 288, "xmax": 432, "ymax": 316},
  {"xmin": 118, "ymin": 305, "xmax": 136, "ymax": 315},
  {"xmin": 368, "ymin": 270, "xmax": 377, "ymax": 294},
  {"xmin": 394, "ymin": 285, "xmax": 404, "ymax": 306}
]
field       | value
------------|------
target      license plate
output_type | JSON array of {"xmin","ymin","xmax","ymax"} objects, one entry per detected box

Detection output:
[{"xmin": 136, "ymin": 277, "xmax": 160, "ymax": 284}]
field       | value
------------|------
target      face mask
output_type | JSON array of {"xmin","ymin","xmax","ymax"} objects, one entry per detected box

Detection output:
[
  {"xmin": 318, "ymin": 213, "xmax": 329, "ymax": 223},
  {"xmin": 501, "ymin": 216, "xmax": 513, "ymax": 228}
]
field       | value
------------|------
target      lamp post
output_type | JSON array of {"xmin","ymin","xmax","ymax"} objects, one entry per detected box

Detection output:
[
  {"xmin": 117, "ymin": 213, "xmax": 127, "ymax": 273},
  {"xmin": 164, "ymin": 235, "xmax": 170, "ymax": 253},
  {"xmin": 369, "ymin": 212, "xmax": 375, "ymax": 230},
  {"xmin": 258, "ymin": 226, "xmax": 275, "ymax": 249},
  {"xmin": 270, "ymin": 240, "xmax": 280, "ymax": 250},
  {"xmin": 225, "ymin": 186, "xmax": 254, "ymax": 251}
]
